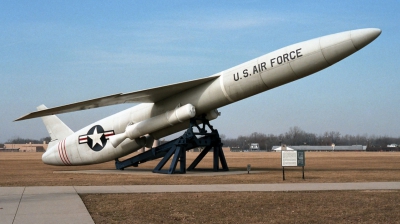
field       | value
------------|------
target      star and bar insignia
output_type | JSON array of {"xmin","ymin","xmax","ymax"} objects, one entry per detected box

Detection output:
[{"xmin": 79, "ymin": 125, "xmax": 115, "ymax": 151}]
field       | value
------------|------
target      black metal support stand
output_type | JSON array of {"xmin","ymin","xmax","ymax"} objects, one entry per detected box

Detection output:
[{"xmin": 114, "ymin": 115, "xmax": 229, "ymax": 174}]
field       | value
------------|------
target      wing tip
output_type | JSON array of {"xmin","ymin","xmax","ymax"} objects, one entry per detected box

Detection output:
[
  {"xmin": 15, "ymin": 104, "xmax": 47, "ymax": 122},
  {"xmin": 14, "ymin": 116, "xmax": 27, "ymax": 122},
  {"xmin": 14, "ymin": 113, "xmax": 35, "ymax": 122}
]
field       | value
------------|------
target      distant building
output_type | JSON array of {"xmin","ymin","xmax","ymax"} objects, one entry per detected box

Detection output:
[
  {"xmin": 273, "ymin": 145, "xmax": 295, "ymax": 151},
  {"xmin": 387, "ymin": 144, "xmax": 398, "ymax": 148},
  {"xmin": 230, "ymin": 145, "xmax": 266, "ymax": 152},
  {"xmin": 272, "ymin": 145, "xmax": 366, "ymax": 152},
  {"xmin": 250, "ymin": 143, "xmax": 260, "ymax": 151},
  {"xmin": 3, "ymin": 142, "xmax": 48, "ymax": 152},
  {"xmin": 230, "ymin": 146, "xmax": 242, "ymax": 152}
]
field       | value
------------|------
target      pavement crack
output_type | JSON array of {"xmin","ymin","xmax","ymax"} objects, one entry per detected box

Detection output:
[{"xmin": 12, "ymin": 187, "xmax": 25, "ymax": 224}]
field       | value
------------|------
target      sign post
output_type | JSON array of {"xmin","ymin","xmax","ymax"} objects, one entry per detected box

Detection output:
[{"xmin": 281, "ymin": 150, "xmax": 305, "ymax": 180}]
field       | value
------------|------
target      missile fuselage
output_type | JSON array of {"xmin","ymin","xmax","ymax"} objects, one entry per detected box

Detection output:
[{"xmin": 42, "ymin": 28, "xmax": 381, "ymax": 165}]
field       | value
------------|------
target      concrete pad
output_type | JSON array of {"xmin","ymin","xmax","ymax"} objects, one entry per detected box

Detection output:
[
  {"xmin": 1, "ymin": 215, "xmax": 15, "ymax": 224},
  {"xmin": 2, "ymin": 187, "xmax": 94, "ymax": 224},
  {"xmin": 0, "ymin": 194, "xmax": 22, "ymax": 214},
  {"xmin": 23, "ymin": 186, "xmax": 77, "ymax": 195},
  {"xmin": 74, "ymin": 182, "xmax": 400, "ymax": 194},
  {"xmin": 54, "ymin": 169, "xmax": 262, "ymax": 176},
  {"xmin": 14, "ymin": 212, "xmax": 93, "ymax": 224},
  {"xmin": 0, "ymin": 187, "xmax": 24, "ymax": 196},
  {"xmin": 17, "ymin": 193, "xmax": 84, "ymax": 215},
  {"xmin": 75, "ymin": 186, "xmax": 129, "ymax": 194},
  {"xmin": 0, "ymin": 187, "xmax": 24, "ymax": 224},
  {"xmin": 2, "ymin": 182, "xmax": 400, "ymax": 224},
  {"xmin": 0, "ymin": 195, "xmax": 22, "ymax": 224}
]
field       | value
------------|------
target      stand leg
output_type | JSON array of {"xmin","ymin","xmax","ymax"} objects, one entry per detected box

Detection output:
[
  {"xmin": 179, "ymin": 147, "xmax": 186, "ymax": 173},
  {"xmin": 218, "ymin": 146, "xmax": 229, "ymax": 171},
  {"xmin": 213, "ymin": 146, "xmax": 219, "ymax": 171},
  {"xmin": 283, "ymin": 167, "xmax": 285, "ymax": 181},
  {"xmin": 168, "ymin": 146, "xmax": 184, "ymax": 174},
  {"xmin": 188, "ymin": 146, "xmax": 211, "ymax": 170},
  {"xmin": 153, "ymin": 145, "xmax": 177, "ymax": 173}
]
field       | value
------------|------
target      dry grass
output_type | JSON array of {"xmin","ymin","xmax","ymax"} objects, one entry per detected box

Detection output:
[
  {"xmin": 1, "ymin": 151, "xmax": 400, "ymax": 186},
  {"xmin": 2, "ymin": 151, "xmax": 400, "ymax": 223},
  {"xmin": 81, "ymin": 191, "xmax": 400, "ymax": 224}
]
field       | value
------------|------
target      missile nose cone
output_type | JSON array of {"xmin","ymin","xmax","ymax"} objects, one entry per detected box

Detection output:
[{"xmin": 351, "ymin": 28, "xmax": 381, "ymax": 50}]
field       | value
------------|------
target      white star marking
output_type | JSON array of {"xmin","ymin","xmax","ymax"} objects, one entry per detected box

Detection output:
[{"xmin": 88, "ymin": 127, "xmax": 104, "ymax": 148}]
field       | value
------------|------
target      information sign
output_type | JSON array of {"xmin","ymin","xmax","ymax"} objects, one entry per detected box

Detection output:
[
  {"xmin": 281, "ymin": 150, "xmax": 305, "ymax": 180},
  {"xmin": 281, "ymin": 150, "xmax": 305, "ymax": 167},
  {"xmin": 297, "ymin": 151, "xmax": 305, "ymax": 166}
]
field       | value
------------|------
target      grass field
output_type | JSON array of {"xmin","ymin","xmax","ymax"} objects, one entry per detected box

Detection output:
[
  {"xmin": 1, "ymin": 151, "xmax": 400, "ymax": 185},
  {"xmin": 1, "ymin": 151, "xmax": 400, "ymax": 223}
]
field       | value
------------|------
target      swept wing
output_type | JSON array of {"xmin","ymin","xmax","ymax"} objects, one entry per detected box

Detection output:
[{"xmin": 15, "ymin": 76, "xmax": 219, "ymax": 121}]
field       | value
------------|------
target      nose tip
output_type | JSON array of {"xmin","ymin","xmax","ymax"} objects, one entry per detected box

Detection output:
[{"xmin": 351, "ymin": 28, "xmax": 381, "ymax": 50}]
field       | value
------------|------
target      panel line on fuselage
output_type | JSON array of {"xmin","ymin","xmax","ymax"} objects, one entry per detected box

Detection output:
[{"xmin": 218, "ymin": 72, "xmax": 234, "ymax": 103}]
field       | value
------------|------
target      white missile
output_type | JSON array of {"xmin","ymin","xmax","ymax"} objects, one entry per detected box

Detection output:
[
  {"xmin": 109, "ymin": 104, "xmax": 196, "ymax": 148},
  {"xmin": 16, "ymin": 28, "xmax": 381, "ymax": 166}
]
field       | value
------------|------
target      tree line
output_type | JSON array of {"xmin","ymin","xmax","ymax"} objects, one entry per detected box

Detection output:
[
  {"xmin": 220, "ymin": 126, "xmax": 400, "ymax": 150},
  {"xmin": 2, "ymin": 126, "xmax": 399, "ymax": 151}
]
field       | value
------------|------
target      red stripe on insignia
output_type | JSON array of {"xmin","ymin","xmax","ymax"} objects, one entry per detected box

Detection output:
[
  {"xmin": 79, "ymin": 136, "xmax": 87, "ymax": 144},
  {"xmin": 104, "ymin": 131, "xmax": 115, "ymax": 138},
  {"xmin": 79, "ymin": 135, "xmax": 88, "ymax": 144}
]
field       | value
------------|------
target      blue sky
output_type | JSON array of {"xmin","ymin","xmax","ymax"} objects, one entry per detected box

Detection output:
[{"xmin": 1, "ymin": 1, "xmax": 399, "ymax": 142}]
